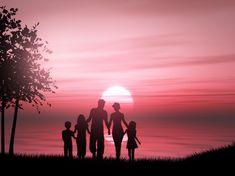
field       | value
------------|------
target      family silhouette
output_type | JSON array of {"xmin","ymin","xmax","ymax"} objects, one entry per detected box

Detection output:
[{"xmin": 62, "ymin": 99, "xmax": 141, "ymax": 161}]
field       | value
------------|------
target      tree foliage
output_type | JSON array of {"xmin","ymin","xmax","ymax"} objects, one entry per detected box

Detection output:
[{"xmin": 0, "ymin": 6, "xmax": 57, "ymax": 113}]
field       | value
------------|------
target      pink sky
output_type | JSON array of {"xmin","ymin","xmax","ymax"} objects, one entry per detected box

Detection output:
[{"xmin": 1, "ymin": 0, "xmax": 235, "ymax": 157}]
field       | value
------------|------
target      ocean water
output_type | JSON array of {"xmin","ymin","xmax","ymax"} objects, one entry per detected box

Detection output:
[{"xmin": 3, "ymin": 119, "xmax": 235, "ymax": 159}]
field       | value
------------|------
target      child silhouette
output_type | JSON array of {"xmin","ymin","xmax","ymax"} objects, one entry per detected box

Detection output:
[
  {"xmin": 62, "ymin": 121, "xmax": 74, "ymax": 158},
  {"xmin": 125, "ymin": 121, "xmax": 141, "ymax": 161},
  {"xmin": 74, "ymin": 114, "xmax": 90, "ymax": 159}
]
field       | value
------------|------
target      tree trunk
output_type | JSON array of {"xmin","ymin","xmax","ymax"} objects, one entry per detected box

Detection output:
[
  {"xmin": 9, "ymin": 98, "xmax": 19, "ymax": 155},
  {"xmin": 1, "ymin": 100, "xmax": 5, "ymax": 154}
]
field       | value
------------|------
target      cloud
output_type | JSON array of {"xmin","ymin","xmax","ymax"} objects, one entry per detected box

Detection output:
[
  {"xmin": 134, "ymin": 93, "xmax": 235, "ymax": 98},
  {"xmin": 170, "ymin": 55, "xmax": 235, "ymax": 67},
  {"xmin": 65, "ymin": 53, "xmax": 235, "ymax": 73},
  {"xmin": 52, "ymin": 33, "xmax": 235, "ymax": 73},
  {"xmin": 106, "ymin": 54, "xmax": 235, "ymax": 74},
  {"xmin": 121, "ymin": 0, "xmax": 235, "ymax": 16},
  {"xmin": 77, "ymin": 34, "xmax": 183, "ymax": 52},
  {"xmin": 66, "ymin": 0, "xmax": 235, "ymax": 18},
  {"xmin": 37, "ymin": 0, "xmax": 235, "ymax": 17},
  {"xmin": 144, "ymin": 54, "xmax": 233, "ymax": 70},
  {"xmin": 5, "ymin": 0, "xmax": 235, "ymax": 17}
]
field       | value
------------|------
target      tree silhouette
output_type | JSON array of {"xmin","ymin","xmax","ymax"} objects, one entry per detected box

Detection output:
[
  {"xmin": 1, "ymin": 6, "xmax": 57, "ymax": 155},
  {"xmin": 0, "ymin": 6, "xmax": 19, "ymax": 154}
]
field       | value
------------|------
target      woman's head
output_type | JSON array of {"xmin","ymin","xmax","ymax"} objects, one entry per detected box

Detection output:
[
  {"xmin": 112, "ymin": 102, "xmax": 120, "ymax": 111},
  {"xmin": 128, "ymin": 121, "xmax": 136, "ymax": 130},
  {"xmin": 77, "ymin": 114, "xmax": 86, "ymax": 123}
]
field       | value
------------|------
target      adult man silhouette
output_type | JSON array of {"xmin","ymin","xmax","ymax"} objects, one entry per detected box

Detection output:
[{"xmin": 86, "ymin": 99, "xmax": 109, "ymax": 159}]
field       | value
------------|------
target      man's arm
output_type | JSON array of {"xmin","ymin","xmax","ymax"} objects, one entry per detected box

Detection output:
[
  {"xmin": 108, "ymin": 115, "xmax": 113, "ymax": 130},
  {"xmin": 71, "ymin": 130, "xmax": 76, "ymax": 139},
  {"xmin": 86, "ymin": 109, "xmax": 94, "ymax": 123},
  {"xmin": 104, "ymin": 111, "xmax": 109, "ymax": 131},
  {"xmin": 108, "ymin": 115, "xmax": 112, "ymax": 135}
]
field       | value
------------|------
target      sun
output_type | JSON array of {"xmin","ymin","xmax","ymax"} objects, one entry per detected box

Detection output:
[{"xmin": 101, "ymin": 86, "xmax": 134, "ymax": 104}]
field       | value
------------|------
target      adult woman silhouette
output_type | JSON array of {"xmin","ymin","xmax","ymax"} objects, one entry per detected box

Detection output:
[{"xmin": 108, "ymin": 103, "xmax": 128, "ymax": 160}]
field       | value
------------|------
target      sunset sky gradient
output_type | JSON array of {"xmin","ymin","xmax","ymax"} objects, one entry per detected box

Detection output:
[{"xmin": 1, "ymin": 0, "xmax": 235, "ymax": 158}]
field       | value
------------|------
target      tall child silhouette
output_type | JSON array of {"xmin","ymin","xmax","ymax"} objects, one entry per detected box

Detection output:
[
  {"xmin": 74, "ymin": 114, "xmax": 90, "ymax": 159},
  {"xmin": 62, "ymin": 121, "xmax": 74, "ymax": 158},
  {"xmin": 125, "ymin": 121, "xmax": 141, "ymax": 161}
]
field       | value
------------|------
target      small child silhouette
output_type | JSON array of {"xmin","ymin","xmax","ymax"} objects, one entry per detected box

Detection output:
[
  {"xmin": 125, "ymin": 121, "xmax": 141, "ymax": 161},
  {"xmin": 74, "ymin": 114, "xmax": 90, "ymax": 159},
  {"xmin": 62, "ymin": 121, "xmax": 74, "ymax": 158}
]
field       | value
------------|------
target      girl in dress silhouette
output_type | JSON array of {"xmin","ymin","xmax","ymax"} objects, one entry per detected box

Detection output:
[
  {"xmin": 74, "ymin": 114, "xmax": 90, "ymax": 159},
  {"xmin": 108, "ymin": 102, "xmax": 128, "ymax": 160},
  {"xmin": 125, "ymin": 121, "xmax": 141, "ymax": 161}
]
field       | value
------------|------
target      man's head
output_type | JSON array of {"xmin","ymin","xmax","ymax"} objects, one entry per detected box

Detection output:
[{"xmin": 98, "ymin": 99, "xmax": 105, "ymax": 109}]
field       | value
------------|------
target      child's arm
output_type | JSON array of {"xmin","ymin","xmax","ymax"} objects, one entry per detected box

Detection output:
[
  {"xmin": 72, "ymin": 131, "xmax": 76, "ymax": 139},
  {"xmin": 73, "ymin": 127, "xmax": 77, "ymax": 134},
  {"xmin": 73, "ymin": 127, "xmax": 77, "ymax": 139},
  {"xmin": 86, "ymin": 125, "xmax": 91, "ymax": 134},
  {"xmin": 135, "ymin": 136, "xmax": 141, "ymax": 145},
  {"xmin": 86, "ymin": 109, "xmax": 94, "ymax": 123}
]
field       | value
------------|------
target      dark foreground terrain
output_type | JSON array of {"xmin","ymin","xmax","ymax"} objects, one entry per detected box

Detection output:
[{"xmin": 1, "ymin": 143, "xmax": 235, "ymax": 175}]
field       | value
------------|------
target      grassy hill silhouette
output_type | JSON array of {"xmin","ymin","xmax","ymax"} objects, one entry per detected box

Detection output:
[{"xmin": 0, "ymin": 143, "xmax": 234, "ymax": 175}]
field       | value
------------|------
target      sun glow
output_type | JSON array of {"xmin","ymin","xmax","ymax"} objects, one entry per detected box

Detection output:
[
  {"xmin": 104, "ymin": 134, "xmax": 128, "ymax": 143},
  {"xmin": 101, "ymin": 86, "xmax": 134, "ymax": 104}
]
